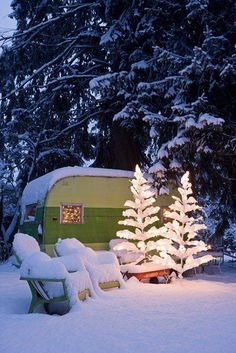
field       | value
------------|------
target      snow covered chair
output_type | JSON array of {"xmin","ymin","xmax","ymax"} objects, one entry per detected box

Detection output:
[
  {"xmin": 54, "ymin": 237, "xmax": 85, "ymax": 257},
  {"xmin": 20, "ymin": 252, "xmax": 93, "ymax": 314},
  {"xmin": 109, "ymin": 239, "xmax": 144, "ymax": 265},
  {"xmin": 54, "ymin": 238, "xmax": 124, "ymax": 292},
  {"xmin": 12, "ymin": 233, "xmax": 40, "ymax": 267}
]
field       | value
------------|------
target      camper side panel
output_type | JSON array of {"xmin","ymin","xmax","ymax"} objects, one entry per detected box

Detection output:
[{"xmin": 43, "ymin": 176, "xmax": 175, "ymax": 253}]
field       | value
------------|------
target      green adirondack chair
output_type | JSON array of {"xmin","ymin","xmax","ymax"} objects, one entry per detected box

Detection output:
[
  {"xmin": 54, "ymin": 238, "xmax": 124, "ymax": 291},
  {"xmin": 21, "ymin": 276, "xmax": 90, "ymax": 314},
  {"xmin": 12, "ymin": 234, "xmax": 93, "ymax": 314}
]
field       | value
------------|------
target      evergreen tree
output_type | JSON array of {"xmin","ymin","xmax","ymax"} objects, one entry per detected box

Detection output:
[
  {"xmin": 91, "ymin": 0, "xmax": 236, "ymax": 238},
  {"xmin": 0, "ymin": 0, "xmax": 104, "ymax": 182},
  {"xmin": 0, "ymin": 0, "xmax": 104, "ymax": 242},
  {"xmin": 0, "ymin": 0, "xmax": 235, "ymax": 244},
  {"xmin": 152, "ymin": 171, "xmax": 213, "ymax": 278},
  {"xmin": 116, "ymin": 165, "xmax": 160, "ymax": 260}
]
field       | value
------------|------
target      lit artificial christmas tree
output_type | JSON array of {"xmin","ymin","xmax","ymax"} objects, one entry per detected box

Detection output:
[
  {"xmin": 152, "ymin": 171, "xmax": 213, "ymax": 278},
  {"xmin": 116, "ymin": 165, "xmax": 161, "ymax": 261}
]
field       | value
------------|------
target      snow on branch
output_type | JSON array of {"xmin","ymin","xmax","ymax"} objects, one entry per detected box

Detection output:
[
  {"xmin": 116, "ymin": 165, "xmax": 163, "ymax": 260},
  {"xmin": 0, "ymin": 3, "xmax": 98, "ymax": 43},
  {"xmin": 152, "ymin": 171, "xmax": 213, "ymax": 277},
  {"xmin": 1, "ymin": 39, "xmax": 77, "ymax": 100}
]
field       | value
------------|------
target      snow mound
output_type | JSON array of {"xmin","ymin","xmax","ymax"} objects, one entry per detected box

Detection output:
[
  {"xmin": 13, "ymin": 233, "xmax": 40, "ymax": 263},
  {"xmin": 169, "ymin": 159, "xmax": 182, "ymax": 170},
  {"xmin": 20, "ymin": 252, "xmax": 67, "ymax": 280},
  {"xmin": 55, "ymin": 238, "xmax": 85, "ymax": 256}
]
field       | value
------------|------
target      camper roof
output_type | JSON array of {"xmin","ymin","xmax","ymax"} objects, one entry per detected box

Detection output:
[{"xmin": 21, "ymin": 166, "xmax": 134, "ymax": 220}]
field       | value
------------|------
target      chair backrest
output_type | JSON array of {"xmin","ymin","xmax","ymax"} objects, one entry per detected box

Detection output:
[
  {"xmin": 55, "ymin": 238, "xmax": 85, "ymax": 257},
  {"xmin": 20, "ymin": 252, "xmax": 68, "ymax": 300},
  {"xmin": 20, "ymin": 251, "xmax": 67, "ymax": 279},
  {"xmin": 13, "ymin": 233, "xmax": 40, "ymax": 265},
  {"xmin": 56, "ymin": 240, "xmax": 98, "ymax": 264}
]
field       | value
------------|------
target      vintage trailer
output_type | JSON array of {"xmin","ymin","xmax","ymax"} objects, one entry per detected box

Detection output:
[{"xmin": 19, "ymin": 166, "xmax": 176, "ymax": 254}]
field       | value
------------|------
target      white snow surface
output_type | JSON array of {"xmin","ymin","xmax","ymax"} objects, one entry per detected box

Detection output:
[
  {"xmin": 157, "ymin": 146, "xmax": 169, "ymax": 159},
  {"xmin": 131, "ymin": 60, "xmax": 149, "ymax": 70},
  {"xmin": 21, "ymin": 166, "xmax": 133, "ymax": 221},
  {"xmin": 1, "ymin": 261, "xmax": 236, "ymax": 353}
]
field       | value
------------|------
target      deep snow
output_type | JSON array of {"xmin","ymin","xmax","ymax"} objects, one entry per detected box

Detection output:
[{"xmin": 1, "ymin": 261, "xmax": 236, "ymax": 353}]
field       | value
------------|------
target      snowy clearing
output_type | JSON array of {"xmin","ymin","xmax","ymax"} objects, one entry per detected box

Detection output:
[{"xmin": 1, "ymin": 262, "xmax": 236, "ymax": 353}]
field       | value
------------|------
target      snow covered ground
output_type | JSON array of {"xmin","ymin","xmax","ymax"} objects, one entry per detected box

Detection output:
[{"xmin": 1, "ymin": 261, "xmax": 236, "ymax": 353}]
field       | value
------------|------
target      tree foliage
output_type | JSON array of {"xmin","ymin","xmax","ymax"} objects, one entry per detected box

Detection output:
[
  {"xmin": 151, "ymin": 171, "xmax": 213, "ymax": 278},
  {"xmin": 116, "ymin": 165, "xmax": 161, "ymax": 260},
  {"xmin": 92, "ymin": 0, "xmax": 236, "ymax": 238},
  {"xmin": 0, "ymin": 0, "xmax": 235, "ymax": 243}
]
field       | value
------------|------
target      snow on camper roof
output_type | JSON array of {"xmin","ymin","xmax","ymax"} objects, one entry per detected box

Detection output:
[{"xmin": 21, "ymin": 166, "xmax": 134, "ymax": 215}]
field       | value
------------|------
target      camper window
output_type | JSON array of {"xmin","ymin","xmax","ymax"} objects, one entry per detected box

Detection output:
[
  {"xmin": 60, "ymin": 203, "xmax": 84, "ymax": 224},
  {"xmin": 25, "ymin": 204, "xmax": 37, "ymax": 221}
]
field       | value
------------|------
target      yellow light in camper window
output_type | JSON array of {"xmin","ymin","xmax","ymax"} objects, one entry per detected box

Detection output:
[{"xmin": 60, "ymin": 203, "xmax": 84, "ymax": 224}]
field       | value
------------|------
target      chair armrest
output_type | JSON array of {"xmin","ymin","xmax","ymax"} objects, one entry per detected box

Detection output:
[
  {"xmin": 20, "ymin": 277, "xmax": 68, "ymax": 301},
  {"xmin": 20, "ymin": 276, "xmax": 66, "ymax": 285}
]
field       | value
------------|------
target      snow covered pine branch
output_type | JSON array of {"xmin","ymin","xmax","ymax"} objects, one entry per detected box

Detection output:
[
  {"xmin": 116, "ymin": 165, "xmax": 161, "ymax": 262},
  {"xmin": 152, "ymin": 171, "xmax": 213, "ymax": 278}
]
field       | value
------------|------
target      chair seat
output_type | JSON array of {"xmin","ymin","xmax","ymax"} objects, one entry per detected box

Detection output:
[
  {"xmin": 42, "ymin": 270, "xmax": 91, "ymax": 299},
  {"xmin": 86, "ymin": 263, "xmax": 122, "ymax": 284}
]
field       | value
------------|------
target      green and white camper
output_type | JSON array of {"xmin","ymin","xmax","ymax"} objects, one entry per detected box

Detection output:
[{"xmin": 19, "ymin": 166, "xmax": 176, "ymax": 254}]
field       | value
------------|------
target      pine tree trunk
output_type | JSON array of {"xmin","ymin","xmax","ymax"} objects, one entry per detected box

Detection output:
[
  {"xmin": 109, "ymin": 122, "xmax": 145, "ymax": 170},
  {"xmin": 94, "ymin": 122, "xmax": 145, "ymax": 170}
]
